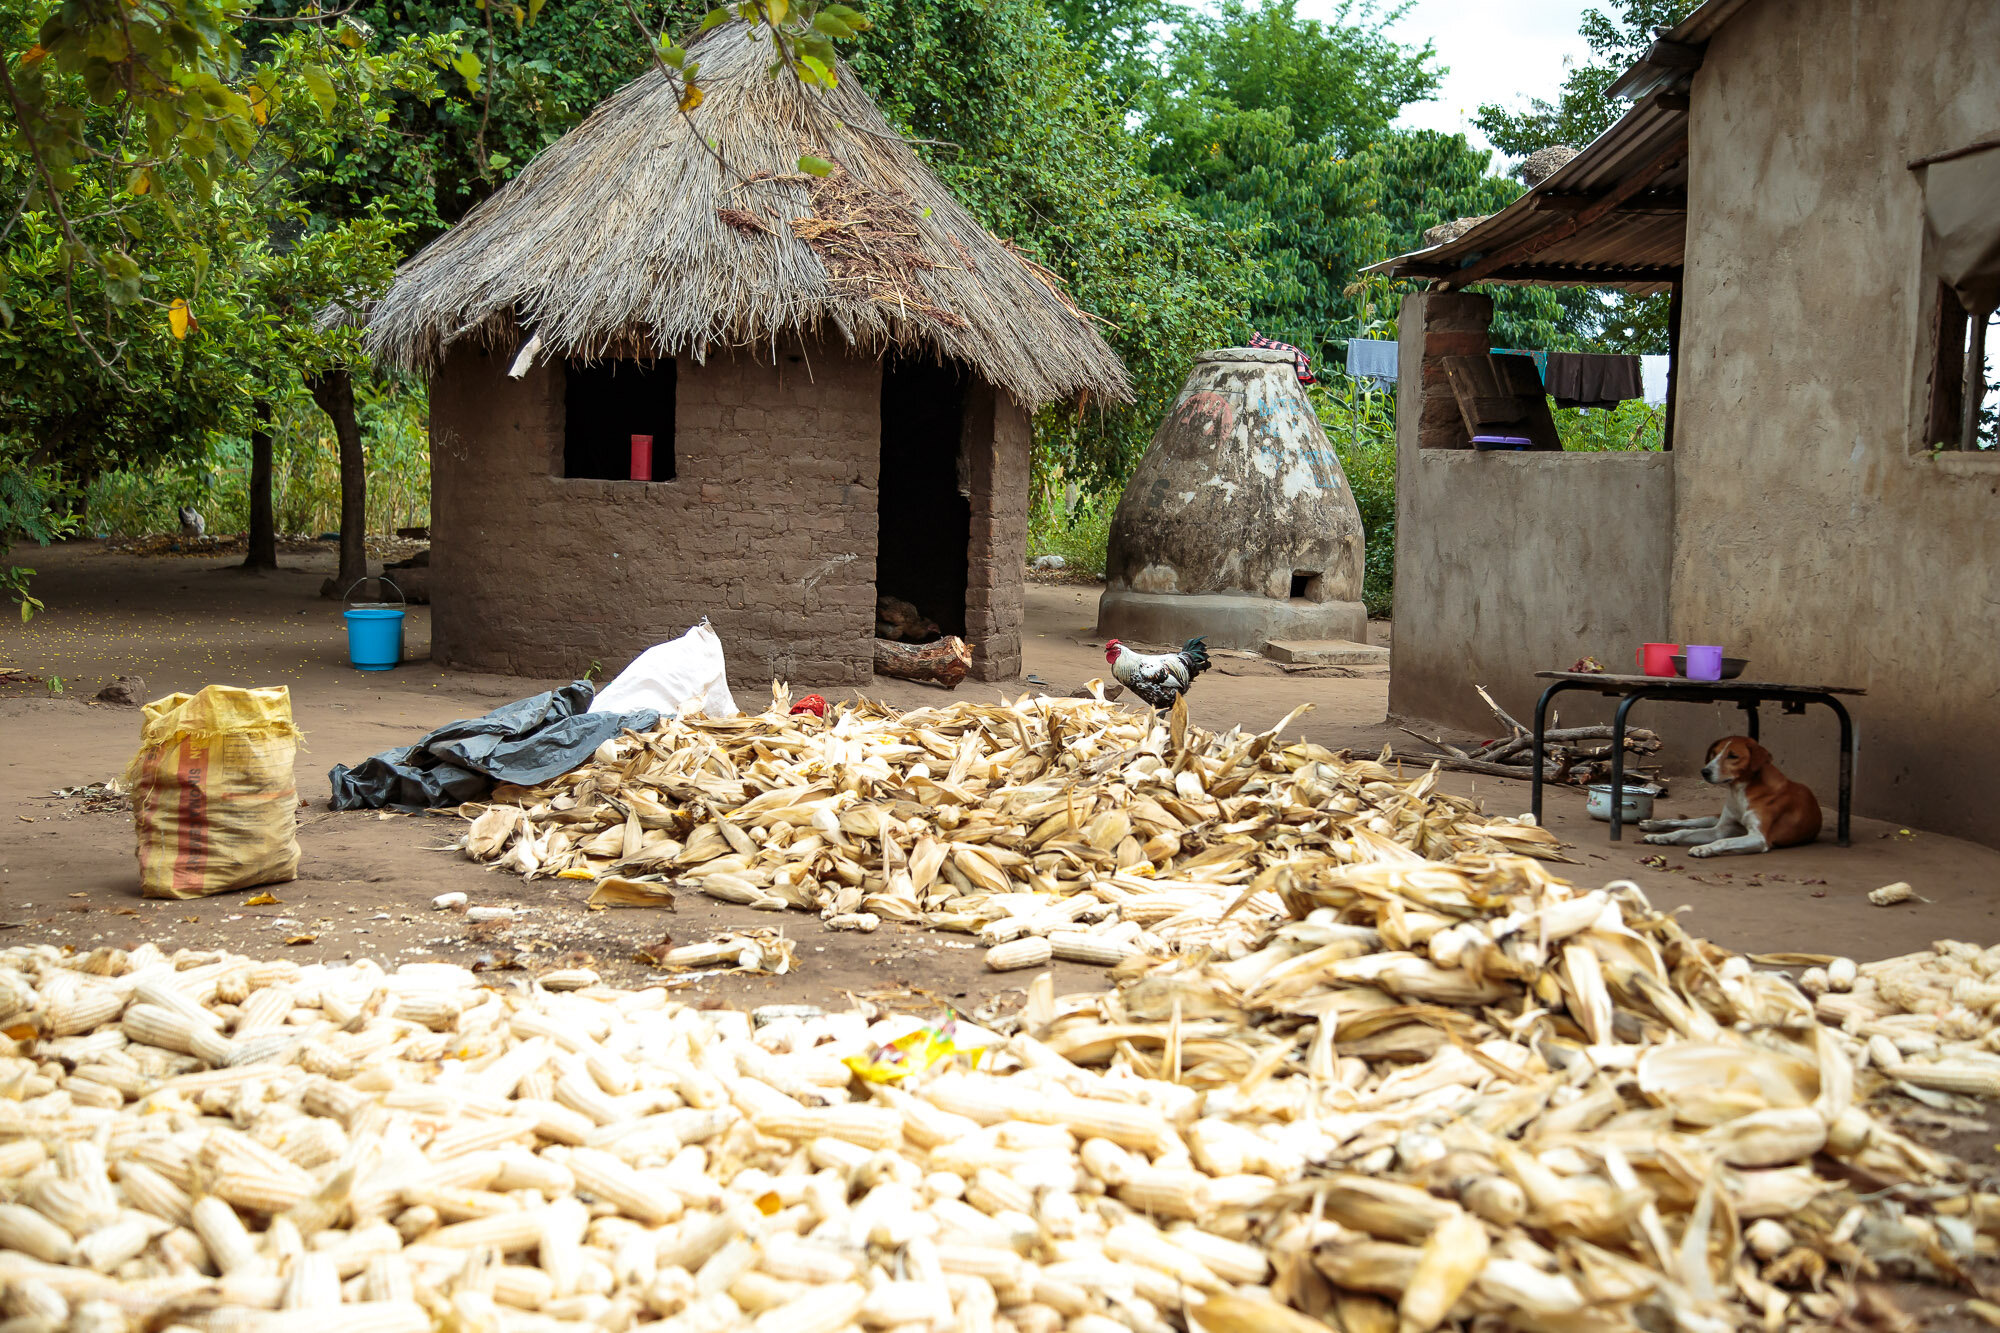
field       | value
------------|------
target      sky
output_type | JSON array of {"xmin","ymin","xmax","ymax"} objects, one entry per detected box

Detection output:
[{"xmin": 1302, "ymin": 0, "xmax": 1600, "ymax": 162}]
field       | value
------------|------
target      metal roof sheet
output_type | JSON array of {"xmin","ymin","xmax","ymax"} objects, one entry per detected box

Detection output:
[
  {"xmin": 1365, "ymin": 90, "xmax": 1690, "ymax": 293},
  {"xmin": 1366, "ymin": 0, "xmax": 1761, "ymax": 294}
]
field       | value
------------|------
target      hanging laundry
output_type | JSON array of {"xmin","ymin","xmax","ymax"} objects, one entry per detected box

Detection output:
[
  {"xmin": 1250, "ymin": 331, "xmax": 1316, "ymax": 384},
  {"xmin": 1490, "ymin": 346, "xmax": 1549, "ymax": 378},
  {"xmin": 1345, "ymin": 337, "xmax": 1398, "ymax": 385},
  {"xmin": 1641, "ymin": 355, "xmax": 1670, "ymax": 406},
  {"xmin": 1543, "ymin": 352, "xmax": 1645, "ymax": 409}
]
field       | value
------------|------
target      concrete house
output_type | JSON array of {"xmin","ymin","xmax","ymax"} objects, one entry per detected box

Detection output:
[
  {"xmin": 1368, "ymin": 0, "xmax": 2000, "ymax": 845},
  {"xmin": 364, "ymin": 25, "xmax": 1129, "ymax": 688}
]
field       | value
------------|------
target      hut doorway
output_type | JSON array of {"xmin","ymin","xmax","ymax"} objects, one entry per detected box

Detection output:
[{"xmin": 877, "ymin": 355, "xmax": 970, "ymax": 640}]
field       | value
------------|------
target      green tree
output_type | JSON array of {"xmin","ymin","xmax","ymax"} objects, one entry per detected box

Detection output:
[
  {"xmin": 1473, "ymin": 0, "xmax": 1695, "ymax": 157},
  {"xmin": 1472, "ymin": 0, "xmax": 1697, "ymax": 353},
  {"xmin": 842, "ymin": 0, "xmax": 1246, "ymax": 487},
  {"xmin": 1146, "ymin": 0, "xmax": 1436, "ymax": 151},
  {"xmin": 1043, "ymin": 0, "xmax": 1179, "ymax": 109},
  {"xmin": 0, "ymin": 0, "xmax": 448, "ymax": 603},
  {"xmin": 1140, "ymin": 1, "xmax": 1564, "ymax": 361}
]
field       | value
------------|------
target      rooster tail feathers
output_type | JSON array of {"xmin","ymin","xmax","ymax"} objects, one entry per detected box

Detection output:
[{"xmin": 1180, "ymin": 636, "xmax": 1212, "ymax": 676}]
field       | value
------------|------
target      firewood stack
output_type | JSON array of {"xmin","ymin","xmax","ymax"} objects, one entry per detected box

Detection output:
[{"xmin": 1400, "ymin": 686, "xmax": 1666, "ymax": 791}]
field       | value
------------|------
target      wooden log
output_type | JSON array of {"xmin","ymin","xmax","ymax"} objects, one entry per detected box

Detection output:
[{"xmin": 874, "ymin": 636, "xmax": 971, "ymax": 689}]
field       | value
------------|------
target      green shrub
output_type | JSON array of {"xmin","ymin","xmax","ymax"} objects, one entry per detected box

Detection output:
[
  {"xmin": 82, "ymin": 375, "xmax": 431, "ymax": 538},
  {"xmin": 1027, "ymin": 489, "xmax": 1117, "ymax": 577},
  {"xmin": 1309, "ymin": 370, "xmax": 1398, "ymax": 618},
  {"xmin": 1555, "ymin": 398, "xmax": 1664, "ymax": 452}
]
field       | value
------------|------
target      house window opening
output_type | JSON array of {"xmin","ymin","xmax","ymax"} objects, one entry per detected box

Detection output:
[
  {"xmin": 1928, "ymin": 292, "xmax": 1998, "ymax": 451},
  {"xmin": 563, "ymin": 358, "xmax": 676, "ymax": 480},
  {"xmin": 877, "ymin": 355, "xmax": 970, "ymax": 641},
  {"xmin": 1290, "ymin": 570, "xmax": 1322, "ymax": 601}
]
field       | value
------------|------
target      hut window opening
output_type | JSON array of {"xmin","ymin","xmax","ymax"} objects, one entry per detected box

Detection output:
[
  {"xmin": 877, "ymin": 355, "xmax": 970, "ymax": 641},
  {"xmin": 562, "ymin": 358, "xmax": 676, "ymax": 481},
  {"xmin": 1289, "ymin": 571, "xmax": 1322, "ymax": 602}
]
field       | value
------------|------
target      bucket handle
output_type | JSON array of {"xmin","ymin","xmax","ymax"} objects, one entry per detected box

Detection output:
[{"xmin": 344, "ymin": 576, "xmax": 405, "ymax": 610}]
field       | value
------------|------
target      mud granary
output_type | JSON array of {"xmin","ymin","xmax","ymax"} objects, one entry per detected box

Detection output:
[
  {"xmin": 1369, "ymin": 0, "xmax": 2000, "ymax": 845},
  {"xmin": 1097, "ymin": 348, "xmax": 1369, "ymax": 651},
  {"xmin": 362, "ymin": 24, "xmax": 1129, "ymax": 688}
]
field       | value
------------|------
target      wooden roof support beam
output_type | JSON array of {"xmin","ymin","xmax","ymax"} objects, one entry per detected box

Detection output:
[
  {"xmin": 1531, "ymin": 187, "xmax": 1687, "ymax": 213},
  {"xmin": 1438, "ymin": 136, "xmax": 1689, "ymax": 291}
]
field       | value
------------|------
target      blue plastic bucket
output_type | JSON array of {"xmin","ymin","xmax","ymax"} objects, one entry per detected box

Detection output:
[
  {"xmin": 344, "ymin": 608, "xmax": 404, "ymax": 670},
  {"xmin": 342, "ymin": 578, "xmax": 406, "ymax": 671}
]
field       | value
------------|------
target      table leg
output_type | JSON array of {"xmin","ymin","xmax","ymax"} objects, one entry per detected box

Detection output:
[
  {"xmin": 1739, "ymin": 700, "xmax": 1760, "ymax": 740},
  {"xmin": 1608, "ymin": 693, "xmax": 1644, "ymax": 841},
  {"xmin": 1530, "ymin": 683, "xmax": 1567, "ymax": 827},
  {"xmin": 1823, "ymin": 695, "xmax": 1854, "ymax": 847}
]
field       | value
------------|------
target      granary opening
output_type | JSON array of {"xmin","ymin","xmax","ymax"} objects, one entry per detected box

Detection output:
[
  {"xmin": 876, "ymin": 354, "xmax": 970, "ymax": 641},
  {"xmin": 562, "ymin": 358, "xmax": 676, "ymax": 481}
]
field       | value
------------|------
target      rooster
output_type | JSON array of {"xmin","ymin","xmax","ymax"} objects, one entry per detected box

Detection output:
[{"xmin": 1104, "ymin": 637, "xmax": 1212, "ymax": 712}]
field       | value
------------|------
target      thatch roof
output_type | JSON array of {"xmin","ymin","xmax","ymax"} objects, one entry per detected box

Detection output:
[{"xmin": 363, "ymin": 25, "xmax": 1131, "ymax": 407}]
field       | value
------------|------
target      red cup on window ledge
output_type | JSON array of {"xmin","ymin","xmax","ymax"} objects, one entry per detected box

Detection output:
[
  {"xmin": 629, "ymin": 435, "xmax": 653, "ymax": 482},
  {"xmin": 1635, "ymin": 642, "xmax": 1680, "ymax": 676}
]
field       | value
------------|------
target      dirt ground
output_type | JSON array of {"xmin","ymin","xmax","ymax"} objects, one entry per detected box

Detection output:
[{"xmin": 4, "ymin": 540, "xmax": 1998, "ymax": 1011}]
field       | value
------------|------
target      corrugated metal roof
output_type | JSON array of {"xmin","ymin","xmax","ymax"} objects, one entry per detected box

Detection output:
[
  {"xmin": 1364, "ymin": 90, "xmax": 1690, "ymax": 293},
  {"xmin": 1365, "ymin": 0, "xmax": 1760, "ymax": 294},
  {"xmin": 1605, "ymin": 0, "xmax": 1756, "ymax": 101}
]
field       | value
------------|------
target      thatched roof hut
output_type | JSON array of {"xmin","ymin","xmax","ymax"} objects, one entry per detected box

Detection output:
[
  {"xmin": 365, "ymin": 24, "xmax": 1130, "ymax": 408},
  {"xmin": 374, "ymin": 24, "xmax": 1123, "ymax": 690}
]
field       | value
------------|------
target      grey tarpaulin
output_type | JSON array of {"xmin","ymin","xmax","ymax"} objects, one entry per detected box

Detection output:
[{"xmin": 328, "ymin": 681, "xmax": 660, "ymax": 810}]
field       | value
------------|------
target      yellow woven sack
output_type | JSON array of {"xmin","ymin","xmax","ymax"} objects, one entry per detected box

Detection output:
[{"xmin": 124, "ymin": 685, "xmax": 302, "ymax": 899}]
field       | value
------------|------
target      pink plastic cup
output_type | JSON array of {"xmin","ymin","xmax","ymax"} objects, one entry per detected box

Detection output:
[
  {"xmin": 1635, "ymin": 642, "xmax": 1679, "ymax": 676},
  {"xmin": 1684, "ymin": 645, "xmax": 1724, "ymax": 680}
]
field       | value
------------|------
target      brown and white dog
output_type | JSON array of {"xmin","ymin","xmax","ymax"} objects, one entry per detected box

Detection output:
[{"xmin": 1638, "ymin": 736, "xmax": 1822, "ymax": 857}]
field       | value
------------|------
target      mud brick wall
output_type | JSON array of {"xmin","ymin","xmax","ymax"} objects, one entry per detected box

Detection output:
[
  {"xmin": 428, "ymin": 339, "xmax": 884, "ymax": 688},
  {"xmin": 1413, "ymin": 292, "xmax": 1491, "ymax": 450},
  {"xmin": 963, "ymin": 381, "xmax": 1031, "ymax": 682}
]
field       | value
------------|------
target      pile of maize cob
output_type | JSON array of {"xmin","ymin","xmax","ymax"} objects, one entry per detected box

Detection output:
[
  {"xmin": 2, "ymin": 844, "xmax": 1999, "ymax": 1332},
  {"xmin": 454, "ymin": 689, "xmax": 1562, "ymax": 973}
]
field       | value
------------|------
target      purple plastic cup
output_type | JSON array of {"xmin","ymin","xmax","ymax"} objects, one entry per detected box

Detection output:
[{"xmin": 1685, "ymin": 645, "xmax": 1725, "ymax": 680}]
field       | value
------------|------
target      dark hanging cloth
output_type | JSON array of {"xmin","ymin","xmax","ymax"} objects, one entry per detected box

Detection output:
[
  {"xmin": 327, "ymin": 681, "xmax": 660, "ymax": 811},
  {"xmin": 1543, "ymin": 352, "xmax": 1645, "ymax": 409}
]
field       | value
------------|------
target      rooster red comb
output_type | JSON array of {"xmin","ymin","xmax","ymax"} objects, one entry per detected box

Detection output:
[
  {"xmin": 1103, "ymin": 639, "xmax": 1122, "ymax": 662},
  {"xmin": 789, "ymin": 694, "xmax": 827, "ymax": 718}
]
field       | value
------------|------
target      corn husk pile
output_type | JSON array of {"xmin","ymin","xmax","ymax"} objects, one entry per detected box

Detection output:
[
  {"xmin": 454, "ymin": 690, "xmax": 1564, "ymax": 971},
  {"xmin": 4, "ymin": 866, "xmax": 2000, "ymax": 1332}
]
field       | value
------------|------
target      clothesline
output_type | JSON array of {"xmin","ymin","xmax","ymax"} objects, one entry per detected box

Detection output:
[{"xmin": 1342, "ymin": 337, "xmax": 1669, "ymax": 407}]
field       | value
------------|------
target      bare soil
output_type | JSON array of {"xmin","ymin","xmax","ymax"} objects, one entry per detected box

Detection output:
[{"xmin": 3, "ymin": 541, "xmax": 1998, "ymax": 1012}]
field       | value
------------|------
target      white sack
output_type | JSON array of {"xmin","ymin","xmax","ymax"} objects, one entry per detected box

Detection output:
[{"xmin": 587, "ymin": 619, "xmax": 738, "ymax": 719}]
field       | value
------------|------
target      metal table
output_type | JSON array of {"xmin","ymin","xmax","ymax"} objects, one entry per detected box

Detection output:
[{"xmin": 1529, "ymin": 672, "xmax": 1865, "ymax": 845}]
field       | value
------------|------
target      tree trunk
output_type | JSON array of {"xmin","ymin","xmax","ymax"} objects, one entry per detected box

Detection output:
[
  {"xmin": 308, "ymin": 368, "xmax": 368, "ymax": 595},
  {"xmin": 241, "ymin": 400, "xmax": 276, "ymax": 570}
]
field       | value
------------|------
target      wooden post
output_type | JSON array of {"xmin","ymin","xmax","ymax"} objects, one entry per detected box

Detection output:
[
  {"xmin": 1963, "ymin": 307, "xmax": 1991, "ymax": 451},
  {"xmin": 1663, "ymin": 280, "xmax": 1683, "ymax": 452}
]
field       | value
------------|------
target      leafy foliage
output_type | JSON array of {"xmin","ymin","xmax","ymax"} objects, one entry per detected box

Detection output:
[
  {"xmin": 0, "ymin": 445, "xmax": 74, "ymax": 619},
  {"xmin": 1472, "ymin": 0, "xmax": 1696, "ymax": 159},
  {"xmin": 1309, "ymin": 370, "xmax": 1396, "ymax": 615},
  {"xmin": 1471, "ymin": 0, "xmax": 1699, "ymax": 354},
  {"xmin": 839, "ymin": 0, "xmax": 1247, "ymax": 488},
  {"xmin": 1026, "ymin": 490, "xmax": 1117, "ymax": 577},
  {"xmin": 1554, "ymin": 398, "xmax": 1664, "ymax": 452},
  {"xmin": 82, "ymin": 377, "xmax": 431, "ymax": 538},
  {"xmin": 1140, "ymin": 1, "xmax": 1567, "ymax": 364}
]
